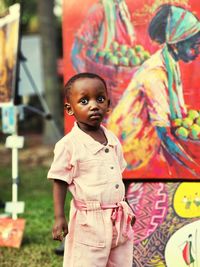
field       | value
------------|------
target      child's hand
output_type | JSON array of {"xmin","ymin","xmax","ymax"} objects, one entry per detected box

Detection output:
[{"xmin": 52, "ymin": 216, "xmax": 68, "ymax": 241}]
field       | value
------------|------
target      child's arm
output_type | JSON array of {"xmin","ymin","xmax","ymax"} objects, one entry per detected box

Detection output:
[{"xmin": 52, "ymin": 179, "xmax": 69, "ymax": 241}]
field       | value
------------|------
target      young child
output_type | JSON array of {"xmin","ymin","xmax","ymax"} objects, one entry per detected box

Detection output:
[{"xmin": 47, "ymin": 72, "xmax": 135, "ymax": 267}]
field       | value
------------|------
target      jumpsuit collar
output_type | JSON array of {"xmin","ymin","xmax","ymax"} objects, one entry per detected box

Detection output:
[{"xmin": 72, "ymin": 122, "xmax": 118, "ymax": 154}]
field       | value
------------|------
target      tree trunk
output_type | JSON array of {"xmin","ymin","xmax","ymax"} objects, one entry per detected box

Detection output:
[{"xmin": 37, "ymin": 0, "xmax": 63, "ymax": 144}]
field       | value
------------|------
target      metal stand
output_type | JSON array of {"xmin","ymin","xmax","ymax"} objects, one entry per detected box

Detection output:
[
  {"xmin": 2, "ymin": 50, "xmax": 62, "ymax": 218},
  {"xmin": 20, "ymin": 53, "xmax": 62, "ymax": 140},
  {"xmin": 5, "ymin": 106, "xmax": 25, "ymax": 220}
]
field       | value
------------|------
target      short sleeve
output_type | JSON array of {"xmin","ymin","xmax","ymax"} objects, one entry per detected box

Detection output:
[{"xmin": 47, "ymin": 140, "xmax": 74, "ymax": 184}]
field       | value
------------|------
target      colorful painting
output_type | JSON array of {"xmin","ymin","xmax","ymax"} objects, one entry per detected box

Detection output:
[
  {"xmin": 0, "ymin": 4, "xmax": 20, "ymax": 106},
  {"xmin": 62, "ymin": 0, "xmax": 200, "ymax": 180},
  {"xmin": 0, "ymin": 4, "xmax": 20, "ymax": 105},
  {"xmin": 126, "ymin": 181, "xmax": 200, "ymax": 267},
  {"xmin": 0, "ymin": 218, "xmax": 25, "ymax": 248}
]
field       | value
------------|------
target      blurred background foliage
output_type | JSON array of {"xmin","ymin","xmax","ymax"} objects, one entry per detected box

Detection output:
[{"xmin": 1, "ymin": 0, "xmax": 62, "ymax": 34}]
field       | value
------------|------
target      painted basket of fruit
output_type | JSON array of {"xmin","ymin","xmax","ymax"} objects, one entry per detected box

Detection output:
[
  {"xmin": 171, "ymin": 109, "xmax": 200, "ymax": 164},
  {"xmin": 85, "ymin": 42, "xmax": 150, "ymax": 106}
]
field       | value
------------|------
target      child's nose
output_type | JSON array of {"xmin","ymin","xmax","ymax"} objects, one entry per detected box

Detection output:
[{"xmin": 90, "ymin": 100, "xmax": 99, "ymax": 110}]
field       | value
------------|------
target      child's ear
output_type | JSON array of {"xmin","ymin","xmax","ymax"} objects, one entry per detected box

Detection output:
[{"xmin": 64, "ymin": 103, "xmax": 74, "ymax": 116}]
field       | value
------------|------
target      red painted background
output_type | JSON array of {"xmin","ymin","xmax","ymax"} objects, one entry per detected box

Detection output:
[{"xmin": 62, "ymin": 0, "xmax": 200, "ymax": 179}]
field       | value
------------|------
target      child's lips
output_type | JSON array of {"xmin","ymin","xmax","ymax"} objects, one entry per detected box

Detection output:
[{"xmin": 90, "ymin": 112, "xmax": 102, "ymax": 119}]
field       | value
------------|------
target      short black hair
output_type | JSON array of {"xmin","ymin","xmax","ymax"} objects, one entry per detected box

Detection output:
[{"xmin": 64, "ymin": 72, "xmax": 108, "ymax": 100}]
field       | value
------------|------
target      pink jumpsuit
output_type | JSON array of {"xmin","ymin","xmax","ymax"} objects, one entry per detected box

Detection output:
[{"xmin": 48, "ymin": 122, "xmax": 134, "ymax": 267}]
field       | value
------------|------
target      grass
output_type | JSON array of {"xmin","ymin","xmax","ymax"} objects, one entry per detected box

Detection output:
[{"xmin": 0, "ymin": 148, "xmax": 71, "ymax": 267}]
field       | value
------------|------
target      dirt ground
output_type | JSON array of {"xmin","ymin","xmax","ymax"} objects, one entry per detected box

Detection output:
[{"xmin": 0, "ymin": 134, "xmax": 54, "ymax": 167}]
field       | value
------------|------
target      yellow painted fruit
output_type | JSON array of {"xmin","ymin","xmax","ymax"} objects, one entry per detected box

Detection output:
[
  {"xmin": 134, "ymin": 44, "xmax": 144, "ymax": 53},
  {"xmin": 143, "ymin": 51, "xmax": 151, "ymax": 60},
  {"xmin": 130, "ymin": 56, "xmax": 140, "ymax": 66},
  {"xmin": 175, "ymin": 126, "xmax": 189, "ymax": 139},
  {"xmin": 188, "ymin": 109, "xmax": 199, "ymax": 120},
  {"xmin": 189, "ymin": 123, "xmax": 200, "ymax": 140},
  {"xmin": 182, "ymin": 117, "xmax": 193, "ymax": 129},
  {"xmin": 171, "ymin": 118, "xmax": 182, "ymax": 128}
]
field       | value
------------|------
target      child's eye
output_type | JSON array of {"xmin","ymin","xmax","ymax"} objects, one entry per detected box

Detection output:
[
  {"xmin": 97, "ymin": 96, "xmax": 105, "ymax": 103},
  {"xmin": 80, "ymin": 98, "xmax": 88, "ymax": 105}
]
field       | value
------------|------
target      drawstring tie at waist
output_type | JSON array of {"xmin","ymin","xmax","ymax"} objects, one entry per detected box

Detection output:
[{"xmin": 74, "ymin": 199, "xmax": 135, "ymax": 244}]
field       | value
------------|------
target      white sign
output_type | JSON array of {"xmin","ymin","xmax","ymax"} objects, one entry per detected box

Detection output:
[
  {"xmin": 5, "ymin": 201, "xmax": 25, "ymax": 215},
  {"xmin": 5, "ymin": 135, "xmax": 24, "ymax": 149}
]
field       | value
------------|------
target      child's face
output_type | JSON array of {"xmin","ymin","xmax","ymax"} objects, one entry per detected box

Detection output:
[
  {"xmin": 65, "ymin": 77, "xmax": 110, "ymax": 129},
  {"xmin": 176, "ymin": 33, "xmax": 200, "ymax": 62}
]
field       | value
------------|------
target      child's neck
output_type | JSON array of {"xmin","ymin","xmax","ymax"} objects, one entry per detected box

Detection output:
[{"xmin": 77, "ymin": 123, "xmax": 107, "ymax": 145}]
